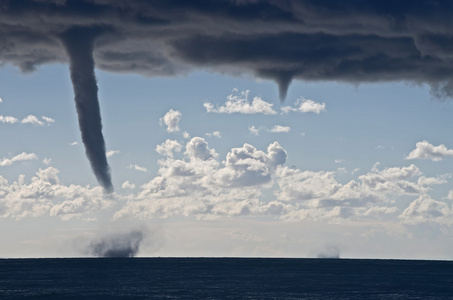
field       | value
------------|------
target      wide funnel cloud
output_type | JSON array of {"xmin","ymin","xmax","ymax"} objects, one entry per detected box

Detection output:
[{"xmin": 59, "ymin": 27, "xmax": 113, "ymax": 192}]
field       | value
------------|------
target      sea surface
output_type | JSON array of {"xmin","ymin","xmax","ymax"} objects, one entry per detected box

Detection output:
[{"xmin": 0, "ymin": 258, "xmax": 452, "ymax": 299}]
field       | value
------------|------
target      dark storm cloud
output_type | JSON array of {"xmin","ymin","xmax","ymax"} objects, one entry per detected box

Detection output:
[{"xmin": 3, "ymin": 0, "xmax": 453, "ymax": 99}]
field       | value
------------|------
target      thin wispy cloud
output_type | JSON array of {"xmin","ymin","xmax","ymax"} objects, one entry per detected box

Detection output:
[
  {"xmin": 21, "ymin": 115, "xmax": 55, "ymax": 126},
  {"xmin": 406, "ymin": 140, "xmax": 453, "ymax": 161},
  {"xmin": 204, "ymin": 90, "xmax": 277, "ymax": 115},
  {"xmin": 268, "ymin": 125, "xmax": 290, "ymax": 133},
  {"xmin": 206, "ymin": 131, "xmax": 222, "ymax": 138},
  {"xmin": 128, "ymin": 164, "xmax": 148, "ymax": 173},
  {"xmin": 281, "ymin": 97, "xmax": 326, "ymax": 114},
  {"xmin": 41, "ymin": 116, "xmax": 55, "ymax": 124},
  {"xmin": 106, "ymin": 150, "xmax": 120, "ymax": 158},
  {"xmin": 69, "ymin": 142, "xmax": 78, "ymax": 146},
  {"xmin": 0, "ymin": 152, "xmax": 38, "ymax": 166},
  {"xmin": 249, "ymin": 125, "xmax": 290, "ymax": 135},
  {"xmin": 249, "ymin": 125, "xmax": 262, "ymax": 136}
]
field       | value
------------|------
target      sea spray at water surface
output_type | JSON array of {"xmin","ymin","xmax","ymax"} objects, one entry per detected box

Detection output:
[{"xmin": 87, "ymin": 229, "xmax": 145, "ymax": 258}]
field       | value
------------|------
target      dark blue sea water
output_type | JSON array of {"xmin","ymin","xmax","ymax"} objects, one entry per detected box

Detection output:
[{"xmin": 0, "ymin": 258, "xmax": 452, "ymax": 299}]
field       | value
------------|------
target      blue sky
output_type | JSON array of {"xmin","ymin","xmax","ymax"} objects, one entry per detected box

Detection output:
[
  {"xmin": 1, "ymin": 62, "xmax": 453, "ymax": 258},
  {"xmin": 2, "ymin": 0, "xmax": 453, "ymax": 259}
]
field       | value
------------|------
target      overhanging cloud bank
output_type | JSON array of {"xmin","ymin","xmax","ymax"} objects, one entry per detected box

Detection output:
[{"xmin": 2, "ymin": 0, "xmax": 453, "ymax": 99}]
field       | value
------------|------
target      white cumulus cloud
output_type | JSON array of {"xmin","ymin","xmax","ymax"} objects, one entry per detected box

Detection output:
[
  {"xmin": 281, "ymin": 97, "xmax": 326, "ymax": 114},
  {"xmin": 185, "ymin": 137, "xmax": 217, "ymax": 161},
  {"xmin": 400, "ymin": 194, "xmax": 450, "ymax": 224},
  {"xmin": 406, "ymin": 140, "xmax": 453, "ymax": 161},
  {"xmin": 0, "ymin": 167, "xmax": 112, "ymax": 220},
  {"xmin": 0, "ymin": 152, "xmax": 38, "ymax": 166},
  {"xmin": 204, "ymin": 89, "xmax": 277, "ymax": 115},
  {"xmin": 0, "ymin": 115, "xmax": 19, "ymax": 124},
  {"xmin": 160, "ymin": 109, "xmax": 181, "ymax": 132},
  {"xmin": 122, "ymin": 180, "xmax": 136, "ymax": 190},
  {"xmin": 21, "ymin": 115, "xmax": 44, "ymax": 126},
  {"xmin": 155, "ymin": 139, "xmax": 182, "ymax": 158},
  {"xmin": 42, "ymin": 158, "xmax": 52, "ymax": 165},
  {"xmin": 268, "ymin": 125, "xmax": 290, "ymax": 133}
]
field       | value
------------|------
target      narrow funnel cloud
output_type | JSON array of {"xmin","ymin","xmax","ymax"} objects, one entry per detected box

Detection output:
[
  {"xmin": 60, "ymin": 28, "xmax": 113, "ymax": 193},
  {"xmin": 277, "ymin": 75, "xmax": 293, "ymax": 102}
]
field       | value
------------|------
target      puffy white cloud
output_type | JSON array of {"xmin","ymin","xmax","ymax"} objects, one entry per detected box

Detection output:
[
  {"xmin": 275, "ymin": 167, "xmax": 341, "ymax": 202},
  {"xmin": 106, "ymin": 150, "xmax": 120, "ymax": 158},
  {"xmin": 185, "ymin": 137, "xmax": 217, "ymax": 161},
  {"xmin": 128, "ymin": 164, "xmax": 148, "ymax": 173},
  {"xmin": 155, "ymin": 139, "xmax": 182, "ymax": 158},
  {"xmin": 204, "ymin": 90, "xmax": 277, "ymax": 115},
  {"xmin": 1, "ymin": 114, "xmax": 54, "ymax": 126},
  {"xmin": 41, "ymin": 116, "xmax": 55, "ymax": 124},
  {"xmin": 273, "ymin": 162, "xmax": 450, "ymax": 222},
  {"xmin": 268, "ymin": 125, "xmax": 290, "ymax": 133},
  {"xmin": 400, "ymin": 194, "xmax": 450, "ymax": 224},
  {"xmin": 160, "ymin": 109, "xmax": 181, "ymax": 132},
  {"xmin": 114, "ymin": 139, "xmax": 286, "ymax": 220},
  {"xmin": 417, "ymin": 174, "xmax": 450, "ymax": 187},
  {"xmin": 357, "ymin": 164, "xmax": 423, "ymax": 195},
  {"xmin": 447, "ymin": 190, "xmax": 453, "ymax": 200},
  {"xmin": 218, "ymin": 142, "xmax": 286, "ymax": 188},
  {"xmin": 0, "ymin": 115, "xmax": 18, "ymax": 124},
  {"xmin": 111, "ymin": 133, "xmax": 453, "ymax": 224},
  {"xmin": 206, "ymin": 131, "xmax": 222, "ymax": 138},
  {"xmin": 0, "ymin": 142, "xmax": 450, "ymax": 228},
  {"xmin": 0, "ymin": 97, "xmax": 2, "ymax": 103},
  {"xmin": 406, "ymin": 140, "xmax": 453, "ymax": 161},
  {"xmin": 121, "ymin": 180, "xmax": 136, "ymax": 190},
  {"xmin": 42, "ymin": 158, "xmax": 52, "ymax": 165},
  {"xmin": 0, "ymin": 167, "xmax": 112, "ymax": 220},
  {"xmin": 69, "ymin": 141, "xmax": 78, "ymax": 146},
  {"xmin": 21, "ymin": 115, "xmax": 44, "ymax": 126},
  {"xmin": 0, "ymin": 152, "xmax": 37, "ymax": 166},
  {"xmin": 281, "ymin": 97, "xmax": 326, "ymax": 114},
  {"xmin": 183, "ymin": 131, "xmax": 191, "ymax": 139}
]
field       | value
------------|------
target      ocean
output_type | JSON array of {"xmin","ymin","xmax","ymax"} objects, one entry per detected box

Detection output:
[{"xmin": 0, "ymin": 258, "xmax": 452, "ymax": 299}]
